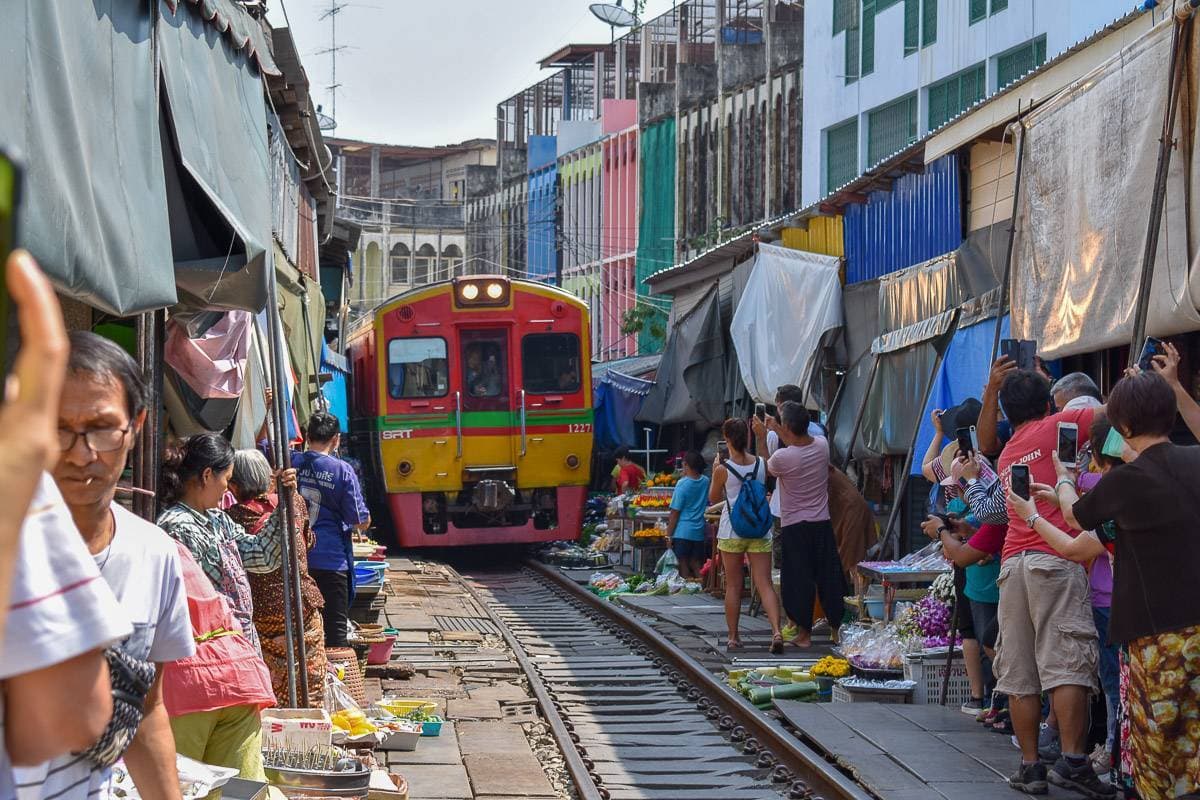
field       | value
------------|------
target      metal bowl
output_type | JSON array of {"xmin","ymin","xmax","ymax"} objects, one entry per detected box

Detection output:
[{"xmin": 264, "ymin": 764, "xmax": 371, "ymax": 798}]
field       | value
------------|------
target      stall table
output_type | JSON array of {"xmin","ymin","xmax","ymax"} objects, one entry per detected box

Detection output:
[{"xmin": 854, "ymin": 564, "xmax": 950, "ymax": 622}]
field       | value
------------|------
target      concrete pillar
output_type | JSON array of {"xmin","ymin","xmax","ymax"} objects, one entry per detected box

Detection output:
[{"xmin": 369, "ymin": 146, "xmax": 380, "ymax": 196}]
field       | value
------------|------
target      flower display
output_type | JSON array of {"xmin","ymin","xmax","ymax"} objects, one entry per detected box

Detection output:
[{"xmin": 899, "ymin": 593, "xmax": 962, "ymax": 649}]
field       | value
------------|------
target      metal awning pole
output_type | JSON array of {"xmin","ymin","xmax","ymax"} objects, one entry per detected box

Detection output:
[
  {"xmin": 263, "ymin": 268, "xmax": 304, "ymax": 708},
  {"xmin": 990, "ymin": 118, "xmax": 1028, "ymax": 363},
  {"xmin": 1129, "ymin": 17, "xmax": 1191, "ymax": 363}
]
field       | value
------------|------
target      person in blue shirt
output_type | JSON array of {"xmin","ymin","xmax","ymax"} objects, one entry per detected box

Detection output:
[
  {"xmin": 667, "ymin": 451, "xmax": 711, "ymax": 580},
  {"xmin": 291, "ymin": 412, "xmax": 370, "ymax": 647}
]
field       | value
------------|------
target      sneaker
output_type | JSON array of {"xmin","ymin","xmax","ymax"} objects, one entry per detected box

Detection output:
[
  {"xmin": 961, "ymin": 697, "xmax": 985, "ymax": 715},
  {"xmin": 1037, "ymin": 725, "xmax": 1061, "ymax": 764},
  {"xmin": 1088, "ymin": 745, "xmax": 1113, "ymax": 776},
  {"xmin": 1048, "ymin": 756, "xmax": 1117, "ymax": 799},
  {"xmin": 1009, "ymin": 761, "xmax": 1049, "ymax": 794}
]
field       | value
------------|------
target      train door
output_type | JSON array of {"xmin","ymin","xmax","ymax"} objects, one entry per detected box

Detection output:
[{"xmin": 457, "ymin": 326, "xmax": 517, "ymax": 465}]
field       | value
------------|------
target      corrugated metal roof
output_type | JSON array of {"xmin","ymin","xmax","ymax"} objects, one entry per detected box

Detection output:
[{"xmin": 591, "ymin": 354, "xmax": 662, "ymax": 382}]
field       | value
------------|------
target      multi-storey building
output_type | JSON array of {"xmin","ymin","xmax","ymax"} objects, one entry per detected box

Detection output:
[
  {"xmin": 803, "ymin": 0, "xmax": 1135, "ymax": 205},
  {"xmin": 331, "ymin": 137, "xmax": 496, "ymax": 320}
]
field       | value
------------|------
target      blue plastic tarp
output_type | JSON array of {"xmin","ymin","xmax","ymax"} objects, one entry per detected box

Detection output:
[
  {"xmin": 910, "ymin": 316, "xmax": 1009, "ymax": 475},
  {"xmin": 321, "ymin": 343, "xmax": 350, "ymax": 433},
  {"xmin": 594, "ymin": 371, "xmax": 654, "ymax": 451}
]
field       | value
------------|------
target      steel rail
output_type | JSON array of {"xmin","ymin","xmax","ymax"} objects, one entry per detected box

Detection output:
[
  {"xmin": 525, "ymin": 559, "xmax": 874, "ymax": 800},
  {"xmin": 444, "ymin": 563, "xmax": 605, "ymax": 800}
]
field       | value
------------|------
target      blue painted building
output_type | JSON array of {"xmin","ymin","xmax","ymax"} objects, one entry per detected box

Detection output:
[{"xmin": 526, "ymin": 135, "xmax": 559, "ymax": 283}]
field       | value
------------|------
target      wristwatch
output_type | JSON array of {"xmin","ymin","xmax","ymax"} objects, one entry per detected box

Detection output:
[{"xmin": 1025, "ymin": 513, "xmax": 1042, "ymax": 528}]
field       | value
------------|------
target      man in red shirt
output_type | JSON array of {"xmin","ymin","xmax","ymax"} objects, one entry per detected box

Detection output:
[
  {"xmin": 990, "ymin": 369, "xmax": 1109, "ymax": 797},
  {"xmin": 614, "ymin": 446, "xmax": 646, "ymax": 494}
]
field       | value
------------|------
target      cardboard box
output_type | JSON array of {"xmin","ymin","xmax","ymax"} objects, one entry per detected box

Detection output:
[{"xmin": 261, "ymin": 708, "xmax": 333, "ymax": 750}]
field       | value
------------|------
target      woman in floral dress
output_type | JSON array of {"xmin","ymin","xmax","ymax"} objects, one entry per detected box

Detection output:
[
  {"xmin": 228, "ymin": 448, "xmax": 327, "ymax": 707},
  {"xmin": 158, "ymin": 433, "xmax": 290, "ymax": 660}
]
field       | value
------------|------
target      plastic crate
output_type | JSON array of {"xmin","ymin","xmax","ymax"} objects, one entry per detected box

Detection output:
[
  {"xmin": 904, "ymin": 651, "xmax": 974, "ymax": 705},
  {"xmin": 832, "ymin": 681, "xmax": 913, "ymax": 704}
]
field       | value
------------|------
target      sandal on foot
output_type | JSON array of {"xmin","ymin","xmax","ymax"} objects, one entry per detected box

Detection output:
[
  {"xmin": 769, "ymin": 635, "xmax": 784, "ymax": 655},
  {"xmin": 727, "ymin": 639, "xmax": 743, "ymax": 650}
]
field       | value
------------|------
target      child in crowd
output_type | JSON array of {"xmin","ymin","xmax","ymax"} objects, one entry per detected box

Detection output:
[{"xmin": 667, "ymin": 451, "xmax": 711, "ymax": 580}]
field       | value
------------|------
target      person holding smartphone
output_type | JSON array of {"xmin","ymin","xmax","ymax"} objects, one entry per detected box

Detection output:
[
  {"xmin": 1027, "ymin": 372, "xmax": 1200, "ymax": 800},
  {"xmin": 989, "ymin": 368, "xmax": 1110, "ymax": 797}
]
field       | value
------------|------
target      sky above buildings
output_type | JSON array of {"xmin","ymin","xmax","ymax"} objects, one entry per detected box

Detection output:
[{"xmin": 268, "ymin": 0, "xmax": 678, "ymax": 147}]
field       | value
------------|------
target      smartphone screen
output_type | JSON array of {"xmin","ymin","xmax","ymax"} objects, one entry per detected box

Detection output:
[
  {"xmin": 1057, "ymin": 423, "xmax": 1079, "ymax": 467},
  {"xmin": 0, "ymin": 152, "xmax": 19, "ymax": 375},
  {"xmin": 1000, "ymin": 339, "xmax": 1019, "ymax": 364},
  {"xmin": 1138, "ymin": 337, "xmax": 1163, "ymax": 372},
  {"xmin": 754, "ymin": 403, "xmax": 766, "ymax": 422},
  {"xmin": 1019, "ymin": 340, "xmax": 1038, "ymax": 371},
  {"xmin": 955, "ymin": 426, "xmax": 974, "ymax": 457},
  {"xmin": 717, "ymin": 440, "xmax": 729, "ymax": 460},
  {"xmin": 1011, "ymin": 464, "xmax": 1031, "ymax": 501}
]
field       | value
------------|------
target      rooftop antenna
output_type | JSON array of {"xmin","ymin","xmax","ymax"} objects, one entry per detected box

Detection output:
[
  {"xmin": 590, "ymin": 0, "xmax": 638, "ymax": 42},
  {"xmin": 317, "ymin": 0, "xmax": 349, "ymax": 130}
]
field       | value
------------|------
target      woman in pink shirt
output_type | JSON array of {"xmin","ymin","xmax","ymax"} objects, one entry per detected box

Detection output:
[
  {"xmin": 766, "ymin": 402, "xmax": 842, "ymax": 647},
  {"xmin": 163, "ymin": 543, "xmax": 275, "ymax": 782}
]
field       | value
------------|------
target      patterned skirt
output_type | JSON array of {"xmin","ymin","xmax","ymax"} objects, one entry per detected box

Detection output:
[
  {"xmin": 255, "ymin": 611, "xmax": 327, "ymax": 709},
  {"xmin": 1118, "ymin": 624, "xmax": 1200, "ymax": 799}
]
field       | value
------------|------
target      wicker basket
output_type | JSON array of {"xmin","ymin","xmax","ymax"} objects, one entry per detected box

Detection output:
[{"xmin": 326, "ymin": 646, "xmax": 367, "ymax": 707}]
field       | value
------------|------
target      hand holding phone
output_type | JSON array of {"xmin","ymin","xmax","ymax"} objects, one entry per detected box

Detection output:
[
  {"xmin": 717, "ymin": 440, "xmax": 729, "ymax": 461},
  {"xmin": 1010, "ymin": 464, "xmax": 1031, "ymax": 501},
  {"xmin": 955, "ymin": 426, "xmax": 976, "ymax": 458},
  {"xmin": 1057, "ymin": 422, "xmax": 1079, "ymax": 468},
  {"xmin": 1137, "ymin": 336, "xmax": 1164, "ymax": 373}
]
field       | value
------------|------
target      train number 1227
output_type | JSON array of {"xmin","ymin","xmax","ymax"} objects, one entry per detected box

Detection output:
[{"xmin": 568, "ymin": 423, "xmax": 592, "ymax": 433}]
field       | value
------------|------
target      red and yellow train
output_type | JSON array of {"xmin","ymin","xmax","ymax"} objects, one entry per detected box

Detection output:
[{"xmin": 346, "ymin": 276, "xmax": 593, "ymax": 548}]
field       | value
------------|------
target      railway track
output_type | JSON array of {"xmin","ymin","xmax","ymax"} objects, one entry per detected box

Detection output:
[{"xmin": 453, "ymin": 561, "xmax": 873, "ymax": 800}]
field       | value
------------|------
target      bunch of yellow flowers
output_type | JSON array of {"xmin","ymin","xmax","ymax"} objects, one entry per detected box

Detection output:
[{"xmin": 810, "ymin": 656, "xmax": 851, "ymax": 678}]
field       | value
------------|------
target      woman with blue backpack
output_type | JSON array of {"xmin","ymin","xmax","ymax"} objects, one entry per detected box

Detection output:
[{"xmin": 709, "ymin": 418, "xmax": 785, "ymax": 654}]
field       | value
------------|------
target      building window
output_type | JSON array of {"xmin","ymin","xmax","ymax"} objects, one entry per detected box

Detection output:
[
  {"xmin": 861, "ymin": 0, "xmax": 876, "ymax": 77},
  {"xmin": 845, "ymin": 19, "xmax": 860, "ymax": 84},
  {"xmin": 825, "ymin": 118, "xmax": 859, "ymax": 194},
  {"xmin": 833, "ymin": 0, "xmax": 856, "ymax": 34},
  {"xmin": 867, "ymin": 93, "xmax": 917, "ymax": 168},
  {"xmin": 969, "ymin": 0, "xmax": 986, "ymax": 24},
  {"xmin": 389, "ymin": 243, "xmax": 410, "ymax": 285},
  {"xmin": 991, "ymin": 0, "xmax": 1007, "ymax": 13},
  {"xmin": 903, "ymin": 0, "xmax": 918, "ymax": 53},
  {"xmin": 442, "ymin": 244, "xmax": 463, "ymax": 277},
  {"xmin": 921, "ymin": 0, "xmax": 936, "ymax": 47},
  {"xmin": 413, "ymin": 243, "xmax": 436, "ymax": 286},
  {"xmin": 997, "ymin": 35, "xmax": 1047, "ymax": 88},
  {"xmin": 927, "ymin": 62, "xmax": 986, "ymax": 131}
]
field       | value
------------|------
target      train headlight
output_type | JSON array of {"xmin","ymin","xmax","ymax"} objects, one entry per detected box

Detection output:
[
  {"xmin": 565, "ymin": 454, "xmax": 580, "ymax": 470},
  {"xmin": 486, "ymin": 282, "xmax": 504, "ymax": 300},
  {"xmin": 398, "ymin": 460, "xmax": 414, "ymax": 476},
  {"xmin": 460, "ymin": 283, "xmax": 479, "ymax": 301}
]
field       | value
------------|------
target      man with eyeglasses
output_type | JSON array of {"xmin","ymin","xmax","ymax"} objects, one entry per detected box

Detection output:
[{"xmin": 17, "ymin": 332, "xmax": 193, "ymax": 800}]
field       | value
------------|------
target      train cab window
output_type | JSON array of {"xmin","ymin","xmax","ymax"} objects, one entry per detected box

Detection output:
[
  {"xmin": 522, "ymin": 333, "xmax": 581, "ymax": 394},
  {"xmin": 387, "ymin": 338, "xmax": 448, "ymax": 398}
]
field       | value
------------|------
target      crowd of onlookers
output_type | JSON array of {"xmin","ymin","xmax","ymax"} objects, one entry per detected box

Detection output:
[
  {"xmin": 0, "ymin": 251, "xmax": 371, "ymax": 800},
  {"xmin": 616, "ymin": 332, "xmax": 1200, "ymax": 799}
]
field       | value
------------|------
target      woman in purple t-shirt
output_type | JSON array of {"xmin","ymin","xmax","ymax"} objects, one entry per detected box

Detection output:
[{"xmin": 766, "ymin": 402, "xmax": 842, "ymax": 648}]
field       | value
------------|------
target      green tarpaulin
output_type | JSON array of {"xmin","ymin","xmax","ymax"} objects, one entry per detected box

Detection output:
[{"xmin": 636, "ymin": 119, "xmax": 676, "ymax": 353}]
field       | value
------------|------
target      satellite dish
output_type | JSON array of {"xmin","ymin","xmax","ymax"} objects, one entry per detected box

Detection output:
[
  {"xmin": 590, "ymin": 2, "xmax": 637, "ymax": 28},
  {"xmin": 316, "ymin": 109, "xmax": 337, "ymax": 131}
]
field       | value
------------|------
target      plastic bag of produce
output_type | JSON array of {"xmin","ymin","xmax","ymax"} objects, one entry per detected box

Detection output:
[{"xmin": 654, "ymin": 548, "xmax": 678, "ymax": 576}]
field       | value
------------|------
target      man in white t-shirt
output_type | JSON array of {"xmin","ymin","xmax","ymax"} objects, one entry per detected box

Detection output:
[
  {"xmin": 17, "ymin": 333, "xmax": 194, "ymax": 800},
  {"xmin": 1, "ymin": 475, "xmax": 132, "ymax": 798}
]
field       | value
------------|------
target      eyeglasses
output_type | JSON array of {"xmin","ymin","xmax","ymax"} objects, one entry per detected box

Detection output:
[{"xmin": 58, "ymin": 428, "xmax": 131, "ymax": 453}]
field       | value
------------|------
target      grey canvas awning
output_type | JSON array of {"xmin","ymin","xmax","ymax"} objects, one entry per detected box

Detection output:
[
  {"xmin": 159, "ymin": 0, "xmax": 273, "ymax": 312},
  {"xmin": 638, "ymin": 285, "xmax": 726, "ymax": 428},
  {"xmin": 0, "ymin": 0, "xmax": 176, "ymax": 316}
]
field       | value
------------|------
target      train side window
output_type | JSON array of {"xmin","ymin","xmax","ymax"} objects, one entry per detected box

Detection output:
[
  {"xmin": 522, "ymin": 333, "xmax": 581, "ymax": 394},
  {"xmin": 387, "ymin": 337, "xmax": 448, "ymax": 398}
]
